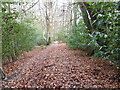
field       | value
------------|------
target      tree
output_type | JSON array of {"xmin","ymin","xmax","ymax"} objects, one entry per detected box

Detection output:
[
  {"xmin": 1, "ymin": 1, "xmax": 37, "ymax": 62},
  {"xmin": 78, "ymin": 2, "xmax": 93, "ymax": 30}
]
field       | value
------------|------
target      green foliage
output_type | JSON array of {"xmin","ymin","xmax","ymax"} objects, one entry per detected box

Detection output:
[
  {"xmin": 67, "ymin": 21, "xmax": 90, "ymax": 50},
  {"xmin": 90, "ymin": 2, "xmax": 120, "ymax": 68},
  {"xmin": 2, "ymin": 20, "xmax": 37, "ymax": 60},
  {"xmin": 67, "ymin": 21, "xmax": 100, "ymax": 53},
  {"xmin": 1, "ymin": 2, "xmax": 37, "ymax": 60},
  {"xmin": 54, "ymin": 29, "xmax": 67, "ymax": 42},
  {"xmin": 90, "ymin": 2, "xmax": 119, "ymax": 32},
  {"xmin": 35, "ymin": 28, "xmax": 46, "ymax": 46},
  {"xmin": 67, "ymin": 2, "xmax": 120, "ymax": 68}
]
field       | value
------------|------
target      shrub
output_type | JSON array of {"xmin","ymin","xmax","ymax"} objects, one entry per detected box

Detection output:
[
  {"xmin": 2, "ymin": 20, "xmax": 37, "ymax": 60},
  {"xmin": 67, "ymin": 20, "xmax": 120, "ymax": 68},
  {"xmin": 1, "ymin": 3, "xmax": 37, "ymax": 61},
  {"xmin": 54, "ymin": 29, "xmax": 67, "ymax": 42}
]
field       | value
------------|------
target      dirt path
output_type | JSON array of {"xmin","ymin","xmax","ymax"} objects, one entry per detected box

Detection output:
[{"xmin": 2, "ymin": 42, "xmax": 120, "ymax": 88}]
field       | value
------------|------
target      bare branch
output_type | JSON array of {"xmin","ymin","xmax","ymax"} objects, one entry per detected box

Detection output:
[{"xmin": 22, "ymin": 0, "xmax": 39, "ymax": 13}]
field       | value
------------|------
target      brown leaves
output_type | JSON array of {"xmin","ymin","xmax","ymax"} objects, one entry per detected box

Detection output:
[{"xmin": 2, "ymin": 43, "xmax": 119, "ymax": 88}]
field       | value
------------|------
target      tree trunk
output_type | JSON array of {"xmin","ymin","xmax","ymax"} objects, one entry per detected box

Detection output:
[
  {"xmin": 78, "ymin": 2, "xmax": 93, "ymax": 30},
  {"xmin": 83, "ymin": 2, "xmax": 97, "ymax": 29},
  {"xmin": 73, "ymin": 3, "xmax": 77, "ymax": 27},
  {"xmin": 45, "ymin": 5, "xmax": 51, "ymax": 45}
]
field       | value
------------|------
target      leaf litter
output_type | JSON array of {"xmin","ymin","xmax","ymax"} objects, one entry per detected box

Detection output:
[{"xmin": 2, "ymin": 42, "xmax": 120, "ymax": 88}]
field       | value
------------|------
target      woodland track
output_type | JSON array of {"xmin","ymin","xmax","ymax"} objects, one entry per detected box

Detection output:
[{"xmin": 2, "ymin": 42, "xmax": 120, "ymax": 88}]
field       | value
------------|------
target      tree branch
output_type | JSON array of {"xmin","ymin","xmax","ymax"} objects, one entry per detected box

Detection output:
[{"xmin": 23, "ymin": 0, "xmax": 39, "ymax": 13}]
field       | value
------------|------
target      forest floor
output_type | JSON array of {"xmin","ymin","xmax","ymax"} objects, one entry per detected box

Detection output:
[{"xmin": 2, "ymin": 42, "xmax": 120, "ymax": 88}]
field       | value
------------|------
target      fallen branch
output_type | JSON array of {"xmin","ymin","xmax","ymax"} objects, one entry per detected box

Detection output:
[{"xmin": 44, "ymin": 64, "xmax": 55, "ymax": 68}]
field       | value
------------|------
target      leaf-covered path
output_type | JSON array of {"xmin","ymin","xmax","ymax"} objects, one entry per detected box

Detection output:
[{"xmin": 2, "ymin": 42, "xmax": 119, "ymax": 88}]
